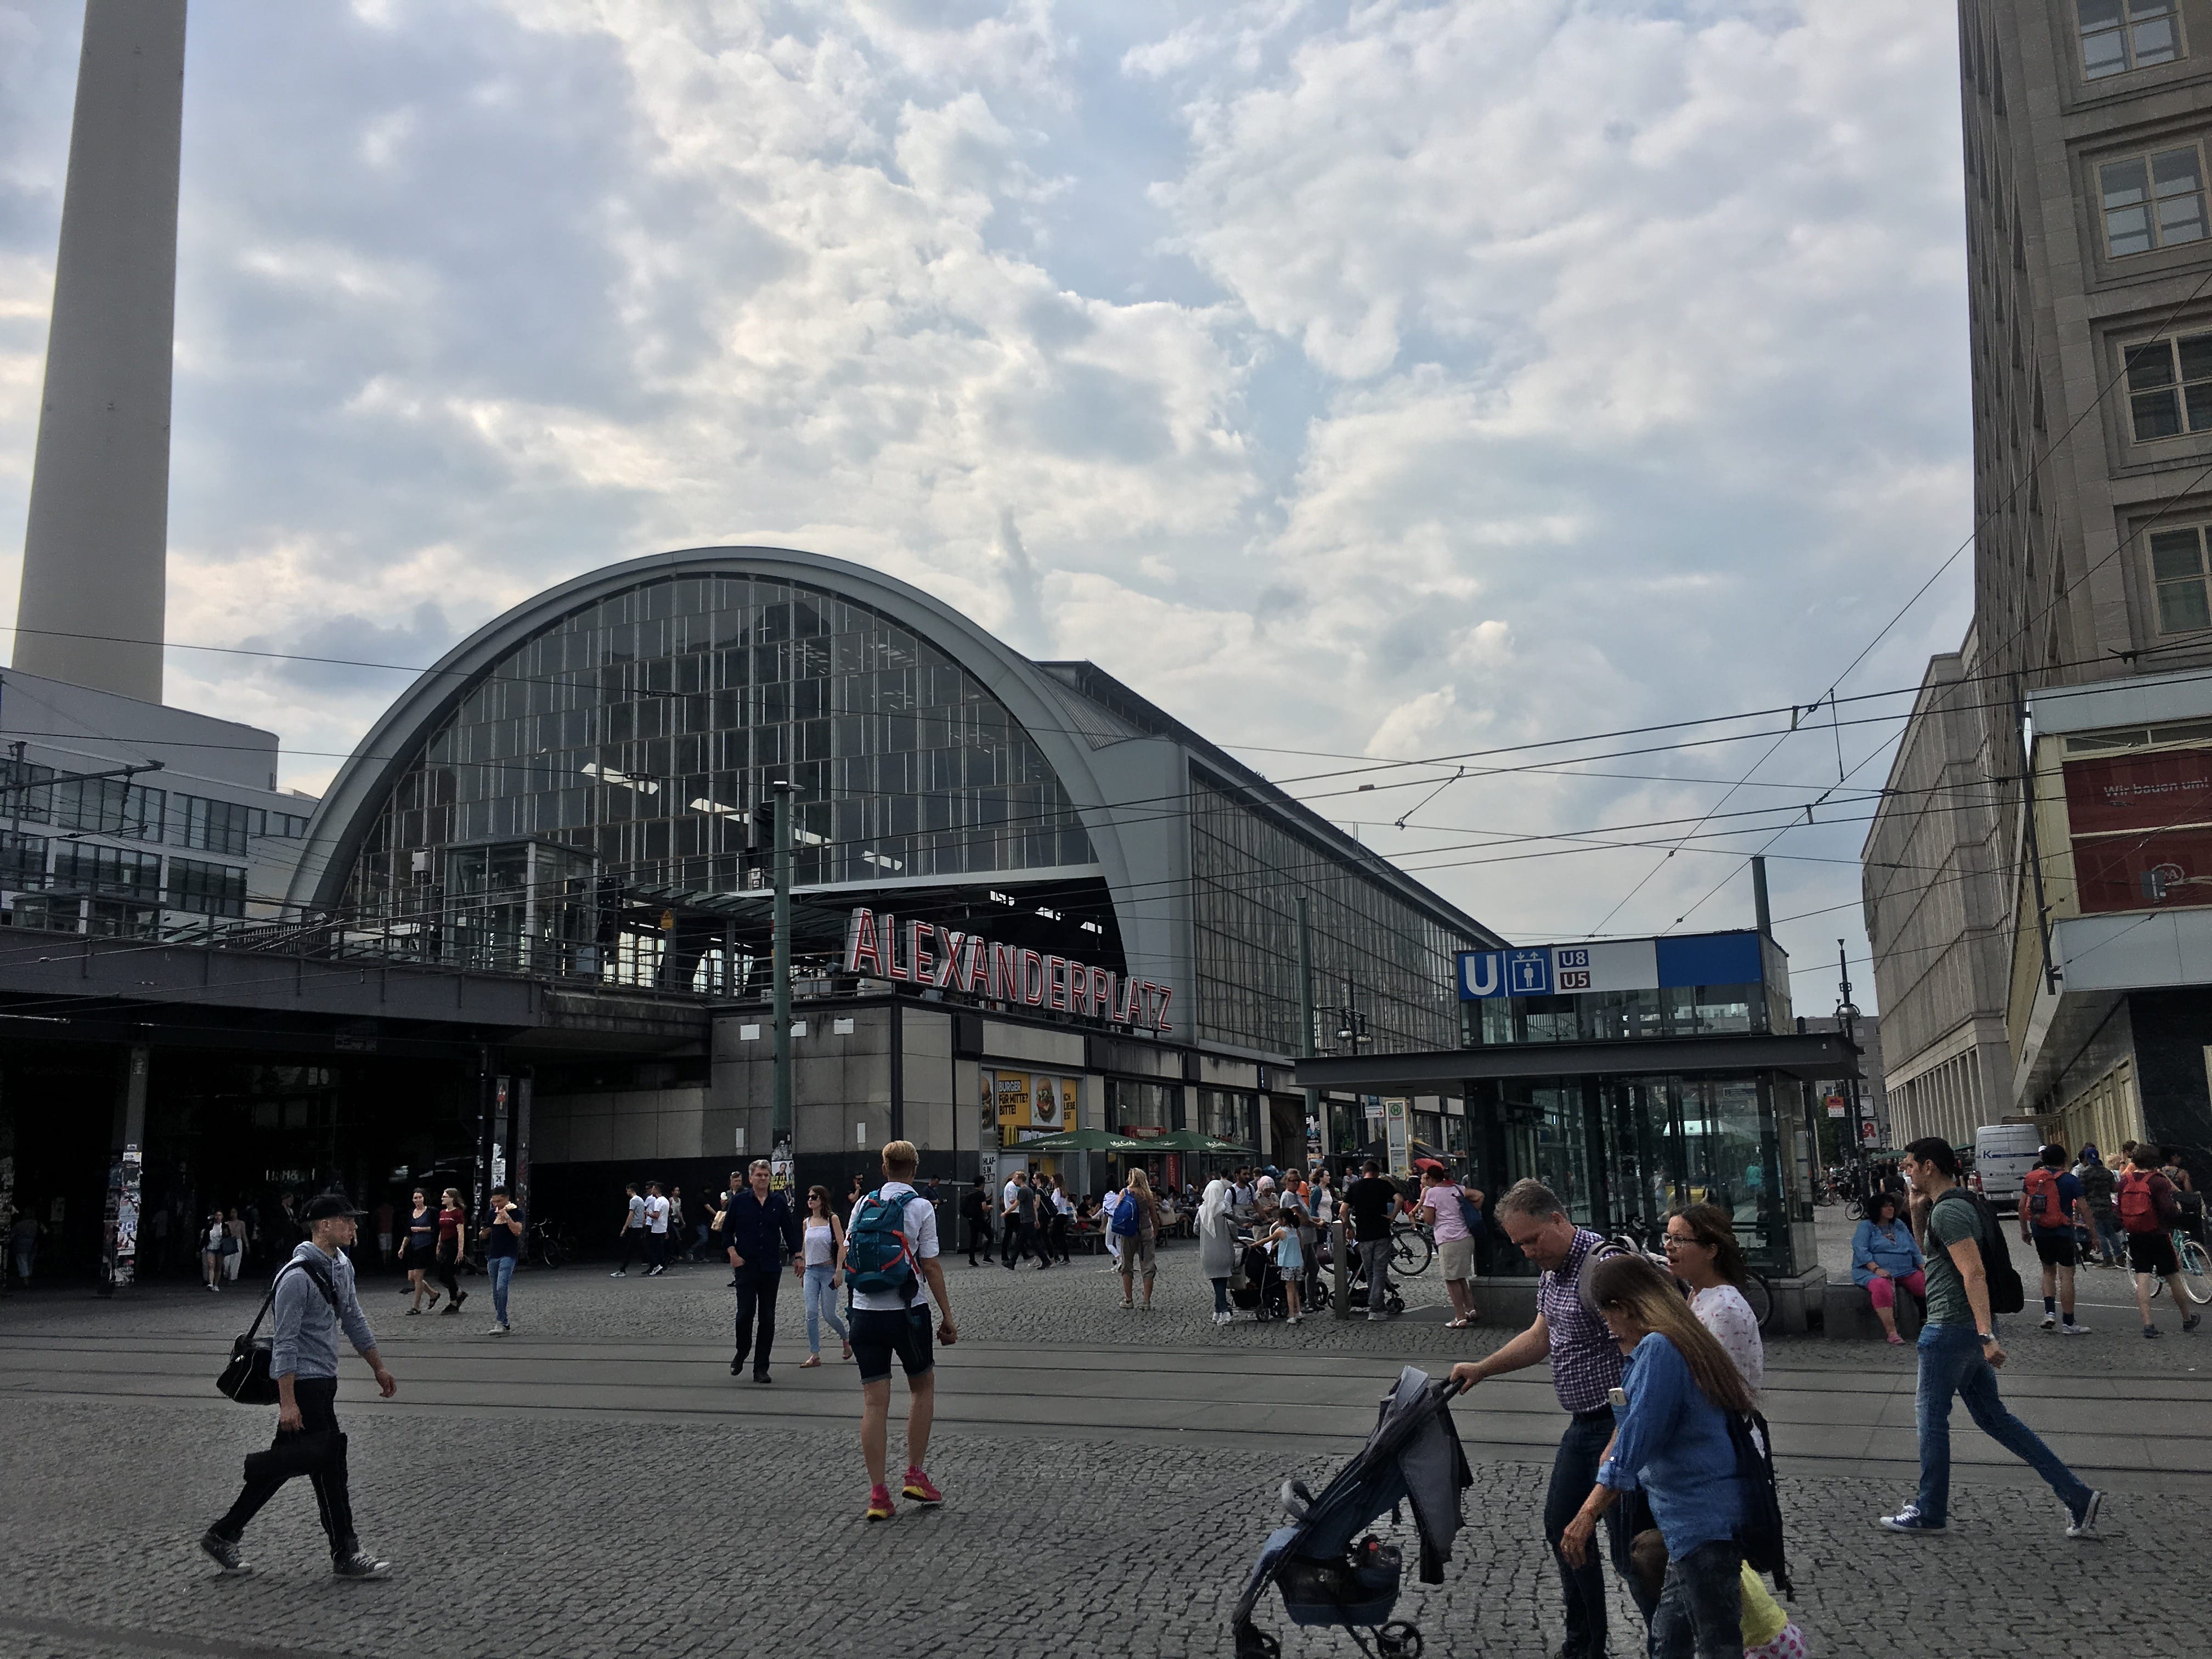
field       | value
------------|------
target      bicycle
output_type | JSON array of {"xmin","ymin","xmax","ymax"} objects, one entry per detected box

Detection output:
[
  {"xmin": 1390, "ymin": 1221, "xmax": 1435, "ymax": 1278},
  {"xmin": 528, "ymin": 1218, "xmax": 569, "ymax": 1270},
  {"xmin": 2169, "ymin": 1228, "xmax": 2212, "ymax": 1305}
]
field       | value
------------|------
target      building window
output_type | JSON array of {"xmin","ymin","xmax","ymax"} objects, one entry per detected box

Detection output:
[
  {"xmin": 2127, "ymin": 330, "xmax": 2212, "ymax": 440},
  {"xmin": 2080, "ymin": 0, "xmax": 2182, "ymax": 78},
  {"xmin": 49, "ymin": 844, "xmax": 162, "ymax": 900},
  {"xmin": 2151, "ymin": 526, "xmax": 2212, "ymax": 631},
  {"xmin": 2101, "ymin": 145, "xmax": 2208, "ymax": 256},
  {"xmin": 167, "ymin": 856, "xmax": 248, "ymax": 918},
  {"xmin": 0, "ymin": 832, "xmax": 47, "ymax": 890}
]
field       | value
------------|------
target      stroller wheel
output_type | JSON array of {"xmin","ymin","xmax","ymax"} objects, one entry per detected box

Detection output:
[
  {"xmin": 1232, "ymin": 1619, "xmax": 1282, "ymax": 1659},
  {"xmin": 1376, "ymin": 1621, "xmax": 1423, "ymax": 1658}
]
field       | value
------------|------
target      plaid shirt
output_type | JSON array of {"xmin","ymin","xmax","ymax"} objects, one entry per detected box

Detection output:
[{"xmin": 1537, "ymin": 1228, "xmax": 1626, "ymax": 1414}]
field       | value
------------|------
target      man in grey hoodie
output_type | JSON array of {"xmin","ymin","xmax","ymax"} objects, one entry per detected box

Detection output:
[{"xmin": 200, "ymin": 1193, "xmax": 398, "ymax": 1579}]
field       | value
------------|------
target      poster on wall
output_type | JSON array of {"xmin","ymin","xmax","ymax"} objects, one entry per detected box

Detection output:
[
  {"xmin": 1384, "ymin": 1098, "xmax": 1411, "ymax": 1176},
  {"xmin": 2064, "ymin": 748, "xmax": 2212, "ymax": 913}
]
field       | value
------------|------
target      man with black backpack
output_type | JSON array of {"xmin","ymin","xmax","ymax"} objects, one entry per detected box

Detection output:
[
  {"xmin": 1877, "ymin": 1138, "xmax": 2101, "ymax": 1540},
  {"xmin": 842, "ymin": 1139, "xmax": 957, "ymax": 1523},
  {"xmin": 200, "ymin": 1194, "xmax": 397, "ymax": 1580}
]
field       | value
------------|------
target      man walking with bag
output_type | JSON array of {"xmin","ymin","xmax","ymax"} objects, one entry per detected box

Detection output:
[
  {"xmin": 1876, "ymin": 1138, "xmax": 2101, "ymax": 1538},
  {"xmin": 1449, "ymin": 1180, "xmax": 1651, "ymax": 1659},
  {"xmin": 842, "ymin": 1139, "xmax": 957, "ymax": 1522},
  {"xmin": 200, "ymin": 1194, "xmax": 397, "ymax": 1579}
]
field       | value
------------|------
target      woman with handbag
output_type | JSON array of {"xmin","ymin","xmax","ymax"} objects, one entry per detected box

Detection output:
[
  {"xmin": 795, "ymin": 1184, "xmax": 851, "ymax": 1367},
  {"xmin": 202, "ymin": 1212, "xmax": 228, "ymax": 1292}
]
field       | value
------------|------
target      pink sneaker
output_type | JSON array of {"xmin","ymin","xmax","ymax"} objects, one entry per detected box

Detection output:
[
  {"xmin": 865, "ymin": 1485, "xmax": 896, "ymax": 1522},
  {"xmin": 1886, "ymin": 1331, "xmax": 1904, "ymax": 1345},
  {"xmin": 901, "ymin": 1467, "xmax": 944, "ymax": 1506}
]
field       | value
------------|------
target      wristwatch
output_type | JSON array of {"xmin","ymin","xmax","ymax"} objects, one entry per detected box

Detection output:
[{"xmin": 1977, "ymin": 1331, "xmax": 1998, "ymax": 1344}]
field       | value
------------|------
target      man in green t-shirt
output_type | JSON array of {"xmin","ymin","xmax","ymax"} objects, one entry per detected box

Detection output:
[{"xmin": 1876, "ymin": 1138, "xmax": 2102, "ymax": 1540}]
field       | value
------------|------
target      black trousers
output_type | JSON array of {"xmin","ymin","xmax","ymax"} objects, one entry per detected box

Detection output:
[
  {"xmin": 733, "ymin": 1271, "xmax": 781, "ymax": 1373},
  {"xmin": 966, "ymin": 1217, "xmax": 993, "ymax": 1263},
  {"xmin": 616, "ymin": 1229, "xmax": 644, "ymax": 1272},
  {"xmin": 1544, "ymin": 1407, "xmax": 1657, "ymax": 1659},
  {"xmin": 436, "ymin": 1243, "xmax": 462, "ymax": 1302},
  {"xmin": 1049, "ymin": 1214, "xmax": 1071, "ymax": 1262},
  {"xmin": 646, "ymin": 1231, "xmax": 669, "ymax": 1271},
  {"xmin": 213, "ymin": 1376, "xmax": 356, "ymax": 1555}
]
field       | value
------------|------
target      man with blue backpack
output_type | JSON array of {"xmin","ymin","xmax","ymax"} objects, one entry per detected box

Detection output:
[{"xmin": 842, "ymin": 1139, "xmax": 958, "ymax": 1523}]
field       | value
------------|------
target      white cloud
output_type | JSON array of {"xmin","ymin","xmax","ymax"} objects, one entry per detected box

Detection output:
[{"xmin": 0, "ymin": 0, "xmax": 1973, "ymax": 987}]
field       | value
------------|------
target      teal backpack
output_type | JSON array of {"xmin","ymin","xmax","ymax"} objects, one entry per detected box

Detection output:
[{"xmin": 846, "ymin": 1189, "xmax": 921, "ymax": 1302}]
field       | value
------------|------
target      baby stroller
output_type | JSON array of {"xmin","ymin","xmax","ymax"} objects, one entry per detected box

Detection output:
[
  {"xmin": 1232, "ymin": 1367, "xmax": 1472, "ymax": 1658},
  {"xmin": 1230, "ymin": 1240, "xmax": 1292, "ymax": 1321},
  {"xmin": 1347, "ymin": 1248, "xmax": 1407, "ymax": 1318}
]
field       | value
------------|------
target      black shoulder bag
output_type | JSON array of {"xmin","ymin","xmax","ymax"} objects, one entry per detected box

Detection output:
[{"xmin": 216, "ymin": 1257, "xmax": 340, "ymax": 1404}]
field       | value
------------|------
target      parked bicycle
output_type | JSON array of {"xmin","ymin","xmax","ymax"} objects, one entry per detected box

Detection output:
[
  {"xmin": 2167, "ymin": 1227, "xmax": 2212, "ymax": 1306},
  {"xmin": 528, "ymin": 1217, "xmax": 569, "ymax": 1269},
  {"xmin": 1389, "ymin": 1220, "xmax": 1434, "ymax": 1278}
]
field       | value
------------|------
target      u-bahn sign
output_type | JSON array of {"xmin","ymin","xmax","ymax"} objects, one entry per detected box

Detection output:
[
  {"xmin": 1457, "ymin": 932, "xmax": 1764, "ymax": 1000},
  {"xmin": 843, "ymin": 907, "xmax": 1175, "ymax": 1033}
]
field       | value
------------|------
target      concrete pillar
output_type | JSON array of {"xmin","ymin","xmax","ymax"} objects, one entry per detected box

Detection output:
[{"xmin": 14, "ymin": 1, "xmax": 186, "ymax": 704}]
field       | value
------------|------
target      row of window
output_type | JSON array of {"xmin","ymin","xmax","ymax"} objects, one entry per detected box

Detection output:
[
  {"xmin": 0, "ymin": 832, "xmax": 248, "ymax": 916},
  {"xmin": 0, "ymin": 763, "xmax": 307, "ymax": 854}
]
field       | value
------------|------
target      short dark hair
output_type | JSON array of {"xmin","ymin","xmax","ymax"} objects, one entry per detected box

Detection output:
[
  {"xmin": 1362, "ymin": 1159, "xmax": 1380, "ymax": 1174},
  {"xmin": 1867, "ymin": 1189, "xmax": 1900, "ymax": 1223},
  {"xmin": 490, "ymin": 1186, "xmax": 510, "ymax": 1198},
  {"xmin": 2139, "ymin": 1142, "xmax": 2165, "ymax": 1164},
  {"xmin": 2040, "ymin": 1143, "xmax": 2066, "ymax": 1167},
  {"xmin": 1669, "ymin": 1204, "xmax": 1747, "ymax": 1288},
  {"xmin": 1902, "ymin": 1137, "xmax": 1960, "ymax": 1177}
]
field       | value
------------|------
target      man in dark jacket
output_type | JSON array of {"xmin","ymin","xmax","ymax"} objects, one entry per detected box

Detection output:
[{"xmin": 723, "ymin": 1159, "xmax": 801, "ymax": 1383}]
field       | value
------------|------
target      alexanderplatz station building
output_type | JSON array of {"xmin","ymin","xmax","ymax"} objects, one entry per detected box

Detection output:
[{"xmin": 1, "ymin": 548, "xmax": 1850, "ymax": 1284}]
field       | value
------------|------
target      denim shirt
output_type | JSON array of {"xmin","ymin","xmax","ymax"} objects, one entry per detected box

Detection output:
[
  {"xmin": 269, "ymin": 1242, "xmax": 377, "ymax": 1381},
  {"xmin": 1596, "ymin": 1331, "xmax": 1743, "ymax": 1558},
  {"xmin": 1849, "ymin": 1217, "xmax": 1925, "ymax": 1288}
]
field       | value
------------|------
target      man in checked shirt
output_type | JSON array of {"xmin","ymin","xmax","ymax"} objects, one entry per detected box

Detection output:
[{"xmin": 1452, "ymin": 1180, "xmax": 1653, "ymax": 1659}]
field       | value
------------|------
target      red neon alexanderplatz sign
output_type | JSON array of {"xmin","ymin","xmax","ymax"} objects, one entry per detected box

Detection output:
[{"xmin": 842, "ymin": 907, "xmax": 1174, "ymax": 1034}]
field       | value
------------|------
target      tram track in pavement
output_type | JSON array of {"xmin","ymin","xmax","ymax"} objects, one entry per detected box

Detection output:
[{"xmin": 2, "ymin": 1328, "xmax": 2206, "ymax": 1494}]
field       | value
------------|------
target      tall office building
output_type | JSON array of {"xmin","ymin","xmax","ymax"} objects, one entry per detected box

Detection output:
[{"xmin": 1866, "ymin": 1, "xmax": 2212, "ymax": 1164}]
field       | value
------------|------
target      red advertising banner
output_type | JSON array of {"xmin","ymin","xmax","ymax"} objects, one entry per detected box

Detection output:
[
  {"xmin": 2063, "ymin": 749, "xmax": 2212, "ymax": 836},
  {"xmin": 2065, "ymin": 749, "xmax": 2212, "ymax": 914},
  {"xmin": 2070, "ymin": 824, "xmax": 2212, "ymax": 913}
]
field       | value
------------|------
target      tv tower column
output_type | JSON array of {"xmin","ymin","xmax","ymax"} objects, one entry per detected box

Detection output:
[{"xmin": 13, "ymin": 0, "xmax": 187, "ymax": 706}]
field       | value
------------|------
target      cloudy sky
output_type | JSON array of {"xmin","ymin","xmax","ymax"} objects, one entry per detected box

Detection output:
[{"xmin": 0, "ymin": 0, "xmax": 1970, "ymax": 1009}]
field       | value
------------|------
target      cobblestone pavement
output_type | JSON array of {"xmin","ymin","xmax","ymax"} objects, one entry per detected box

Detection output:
[
  {"xmin": 15, "ymin": 1232, "xmax": 2209, "ymax": 1380},
  {"xmin": 0, "ymin": 1386, "xmax": 2186, "ymax": 1659}
]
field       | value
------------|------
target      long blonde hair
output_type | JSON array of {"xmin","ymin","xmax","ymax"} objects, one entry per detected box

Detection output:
[
  {"xmin": 1585, "ymin": 1255, "xmax": 1753, "ymax": 1414},
  {"xmin": 1127, "ymin": 1168, "xmax": 1153, "ymax": 1199}
]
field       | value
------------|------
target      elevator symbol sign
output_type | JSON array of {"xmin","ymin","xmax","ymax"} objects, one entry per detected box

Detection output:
[{"xmin": 1506, "ymin": 949, "xmax": 1552, "ymax": 995}]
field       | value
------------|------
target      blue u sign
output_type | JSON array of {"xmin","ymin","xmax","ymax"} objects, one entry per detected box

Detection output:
[{"xmin": 1459, "ymin": 951, "xmax": 1504, "ymax": 999}]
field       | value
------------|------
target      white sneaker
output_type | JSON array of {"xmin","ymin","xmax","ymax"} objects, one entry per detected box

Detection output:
[
  {"xmin": 486, "ymin": 1324, "xmax": 507, "ymax": 1335},
  {"xmin": 2040, "ymin": 1313, "xmax": 2056, "ymax": 1331},
  {"xmin": 609, "ymin": 1271, "xmax": 626, "ymax": 1278},
  {"xmin": 2066, "ymin": 1491, "xmax": 2102, "ymax": 1539},
  {"xmin": 2062, "ymin": 1320, "xmax": 2091, "ymax": 1335}
]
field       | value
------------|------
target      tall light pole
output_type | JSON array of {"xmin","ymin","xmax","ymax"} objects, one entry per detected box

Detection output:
[
  {"xmin": 770, "ymin": 778, "xmax": 795, "ymax": 1183},
  {"xmin": 1296, "ymin": 894, "xmax": 1318, "ymax": 1159},
  {"xmin": 1835, "ymin": 938, "xmax": 1866, "ymax": 1192}
]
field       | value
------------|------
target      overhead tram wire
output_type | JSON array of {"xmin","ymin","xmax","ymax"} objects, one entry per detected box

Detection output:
[{"xmin": 1568, "ymin": 255, "xmax": 2212, "ymax": 941}]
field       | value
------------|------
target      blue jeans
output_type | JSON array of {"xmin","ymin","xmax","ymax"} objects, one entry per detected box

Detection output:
[
  {"xmin": 1211, "ymin": 1276, "xmax": 1232, "ymax": 1314},
  {"xmin": 1914, "ymin": 1322, "xmax": 2089, "ymax": 1525},
  {"xmin": 1650, "ymin": 1539, "xmax": 1742, "ymax": 1659},
  {"xmin": 804, "ymin": 1263, "xmax": 848, "ymax": 1354},
  {"xmin": 2096, "ymin": 1213, "xmax": 2126, "ymax": 1265},
  {"xmin": 488, "ymin": 1255, "xmax": 515, "ymax": 1326}
]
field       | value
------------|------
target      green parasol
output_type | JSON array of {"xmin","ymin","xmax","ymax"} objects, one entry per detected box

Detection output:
[
  {"xmin": 1130, "ymin": 1128, "xmax": 1257, "ymax": 1156},
  {"xmin": 1008, "ymin": 1127, "xmax": 1154, "ymax": 1153}
]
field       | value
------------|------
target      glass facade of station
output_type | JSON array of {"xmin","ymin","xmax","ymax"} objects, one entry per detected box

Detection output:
[
  {"xmin": 341, "ymin": 573, "xmax": 1097, "ymax": 968},
  {"xmin": 1190, "ymin": 773, "xmax": 1478, "ymax": 1056}
]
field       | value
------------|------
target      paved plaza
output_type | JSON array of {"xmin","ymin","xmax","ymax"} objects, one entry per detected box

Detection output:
[{"xmin": 1, "ymin": 1237, "xmax": 2205, "ymax": 1658}]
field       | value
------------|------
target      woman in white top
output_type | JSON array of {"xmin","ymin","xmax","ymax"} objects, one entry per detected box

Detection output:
[
  {"xmin": 201, "ymin": 1212, "xmax": 227, "ymax": 1291},
  {"xmin": 795, "ymin": 1184, "xmax": 850, "ymax": 1367},
  {"xmin": 1663, "ymin": 1203, "xmax": 1764, "ymax": 1395}
]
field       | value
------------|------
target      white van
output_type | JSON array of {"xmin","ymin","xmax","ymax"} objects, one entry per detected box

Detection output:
[{"xmin": 1971, "ymin": 1123, "xmax": 2043, "ymax": 1212}]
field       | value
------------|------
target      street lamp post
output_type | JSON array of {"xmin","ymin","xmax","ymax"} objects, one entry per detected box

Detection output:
[
  {"xmin": 1835, "ymin": 939, "xmax": 1866, "ymax": 1197},
  {"xmin": 771, "ymin": 779, "xmax": 795, "ymax": 1182}
]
